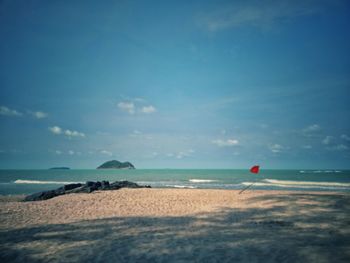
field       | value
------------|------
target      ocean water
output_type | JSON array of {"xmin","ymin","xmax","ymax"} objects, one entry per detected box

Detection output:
[{"xmin": 0, "ymin": 169, "xmax": 350, "ymax": 195}]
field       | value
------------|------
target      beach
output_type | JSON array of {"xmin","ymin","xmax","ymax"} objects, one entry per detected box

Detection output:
[{"xmin": 1, "ymin": 189, "xmax": 349, "ymax": 262}]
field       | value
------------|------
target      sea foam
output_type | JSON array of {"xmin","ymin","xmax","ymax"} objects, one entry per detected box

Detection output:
[
  {"xmin": 264, "ymin": 179, "xmax": 350, "ymax": 187},
  {"xmin": 189, "ymin": 179, "xmax": 218, "ymax": 183},
  {"xmin": 14, "ymin": 179, "xmax": 82, "ymax": 185},
  {"xmin": 166, "ymin": 185, "xmax": 197, "ymax": 189},
  {"xmin": 241, "ymin": 179, "xmax": 350, "ymax": 190}
]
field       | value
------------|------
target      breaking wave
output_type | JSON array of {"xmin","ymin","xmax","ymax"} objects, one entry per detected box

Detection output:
[
  {"xmin": 166, "ymin": 185, "xmax": 197, "ymax": 189},
  {"xmin": 189, "ymin": 179, "xmax": 218, "ymax": 183},
  {"xmin": 299, "ymin": 170, "xmax": 342, "ymax": 173},
  {"xmin": 14, "ymin": 179, "xmax": 82, "ymax": 185},
  {"xmin": 264, "ymin": 179, "xmax": 350, "ymax": 187},
  {"xmin": 241, "ymin": 179, "xmax": 350, "ymax": 190}
]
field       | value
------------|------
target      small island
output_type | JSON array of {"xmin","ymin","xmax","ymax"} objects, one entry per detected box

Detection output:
[
  {"xmin": 97, "ymin": 160, "xmax": 135, "ymax": 169},
  {"xmin": 49, "ymin": 167, "xmax": 70, "ymax": 170}
]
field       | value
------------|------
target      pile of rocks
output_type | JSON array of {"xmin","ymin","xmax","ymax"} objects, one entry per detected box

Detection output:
[{"xmin": 24, "ymin": 180, "xmax": 151, "ymax": 201}]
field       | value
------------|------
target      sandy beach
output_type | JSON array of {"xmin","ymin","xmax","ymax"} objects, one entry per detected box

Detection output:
[{"xmin": 0, "ymin": 189, "xmax": 349, "ymax": 262}]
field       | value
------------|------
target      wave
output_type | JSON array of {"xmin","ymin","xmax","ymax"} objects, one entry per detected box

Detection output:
[
  {"xmin": 241, "ymin": 179, "xmax": 350, "ymax": 190},
  {"xmin": 264, "ymin": 179, "xmax": 350, "ymax": 187},
  {"xmin": 14, "ymin": 179, "xmax": 83, "ymax": 185},
  {"xmin": 299, "ymin": 170, "xmax": 342, "ymax": 174},
  {"xmin": 189, "ymin": 179, "xmax": 218, "ymax": 183},
  {"xmin": 166, "ymin": 185, "xmax": 197, "ymax": 189},
  {"xmin": 242, "ymin": 182, "xmax": 274, "ymax": 187}
]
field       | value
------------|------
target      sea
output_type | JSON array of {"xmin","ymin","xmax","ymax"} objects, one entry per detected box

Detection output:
[{"xmin": 0, "ymin": 169, "xmax": 350, "ymax": 195}]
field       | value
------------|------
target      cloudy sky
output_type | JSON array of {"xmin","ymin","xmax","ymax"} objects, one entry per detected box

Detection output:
[{"xmin": 0, "ymin": 0, "xmax": 349, "ymax": 169}]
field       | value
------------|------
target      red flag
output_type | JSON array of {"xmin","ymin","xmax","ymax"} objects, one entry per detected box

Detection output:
[{"xmin": 250, "ymin": 165, "xmax": 260, "ymax": 174}]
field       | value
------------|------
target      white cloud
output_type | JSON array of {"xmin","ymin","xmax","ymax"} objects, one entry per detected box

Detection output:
[
  {"xmin": 303, "ymin": 124, "xmax": 321, "ymax": 133},
  {"xmin": 68, "ymin": 150, "xmax": 74, "ymax": 155},
  {"xmin": 55, "ymin": 150, "xmax": 62, "ymax": 155},
  {"xmin": 302, "ymin": 145, "xmax": 312, "ymax": 149},
  {"xmin": 118, "ymin": 102, "xmax": 135, "ymax": 114},
  {"xmin": 269, "ymin": 144, "xmax": 284, "ymax": 153},
  {"xmin": 49, "ymin": 126, "xmax": 85, "ymax": 138},
  {"xmin": 260, "ymin": 124, "xmax": 269, "ymax": 129},
  {"xmin": 212, "ymin": 139, "xmax": 239, "ymax": 147},
  {"xmin": 165, "ymin": 149, "xmax": 195, "ymax": 159},
  {"xmin": 341, "ymin": 134, "xmax": 350, "ymax": 141},
  {"xmin": 118, "ymin": 99, "xmax": 157, "ymax": 115},
  {"xmin": 64, "ymin": 129, "xmax": 85, "ymax": 138},
  {"xmin": 100, "ymin": 150, "xmax": 113, "ymax": 156},
  {"xmin": 31, "ymin": 111, "xmax": 48, "ymax": 119},
  {"xmin": 151, "ymin": 152, "xmax": 159, "ymax": 158},
  {"xmin": 129, "ymin": 130, "xmax": 154, "ymax": 140},
  {"xmin": 0, "ymin": 106, "xmax": 22, "ymax": 117},
  {"xmin": 134, "ymin": 97, "xmax": 146, "ymax": 102},
  {"xmin": 199, "ymin": 1, "xmax": 330, "ymax": 32},
  {"xmin": 327, "ymin": 144, "xmax": 349, "ymax": 151},
  {"xmin": 301, "ymin": 124, "xmax": 322, "ymax": 137},
  {"xmin": 0, "ymin": 106, "xmax": 50, "ymax": 120},
  {"xmin": 141, "ymin": 105, "xmax": 156, "ymax": 114},
  {"xmin": 49, "ymin": 126, "xmax": 62, "ymax": 135},
  {"xmin": 334, "ymin": 144, "xmax": 348, "ymax": 151},
  {"xmin": 322, "ymin": 136, "xmax": 349, "ymax": 151},
  {"xmin": 176, "ymin": 149, "xmax": 195, "ymax": 159},
  {"xmin": 322, "ymin": 136, "xmax": 333, "ymax": 145}
]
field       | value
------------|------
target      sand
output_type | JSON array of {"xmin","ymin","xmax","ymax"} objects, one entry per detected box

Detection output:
[{"xmin": 0, "ymin": 189, "xmax": 349, "ymax": 262}]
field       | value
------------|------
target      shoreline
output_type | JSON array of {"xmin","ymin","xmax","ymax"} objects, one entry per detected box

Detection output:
[
  {"xmin": 1, "ymin": 189, "xmax": 349, "ymax": 262},
  {"xmin": 0, "ymin": 188, "xmax": 347, "ymax": 203}
]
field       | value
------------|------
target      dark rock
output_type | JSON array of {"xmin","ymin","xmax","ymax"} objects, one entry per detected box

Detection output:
[
  {"xmin": 66, "ymin": 186, "xmax": 85, "ymax": 194},
  {"xmin": 86, "ymin": 181, "xmax": 95, "ymax": 187},
  {"xmin": 101, "ymin": 181, "xmax": 110, "ymax": 189},
  {"xmin": 85, "ymin": 186, "xmax": 96, "ymax": 193},
  {"xmin": 109, "ymin": 180, "xmax": 150, "ymax": 190},
  {"xmin": 64, "ymin": 183, "xmax": 82, "ymax": 191},
  {"xmin": 24, "ymin": 190, "xmax": 57, "ymax": 202},
  {"xmin": 24, "ymin": 180, "xmax": 151, "ymax": 201}
]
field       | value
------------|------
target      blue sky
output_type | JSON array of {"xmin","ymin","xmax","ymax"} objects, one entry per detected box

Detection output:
[{"xmin": 0, "ymin": 0, "xmax": 349, "ymax": 169}]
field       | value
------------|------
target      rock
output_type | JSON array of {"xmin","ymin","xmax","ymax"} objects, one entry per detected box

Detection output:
[
  {"xmin": 24, "ymin": 180, "xmax": 151, "ymax": 201},
  {"xmin": 24, "ymin": 183, "xmax": 82, "ymax": 201},
  {"xmin": 97, "ymin": 160, "xmax": 135, "ymax": 169},
  {"xmin": 101, "ymin": 180, "xmax": 110, "ymax": 189},
  {"xmin": 64, "ymin": 183, "xmax": 83, "ymax": 191},
  {"xmin": 109, "ymin": 180, "xmax": 150, "ymax": 190},
  {"xmin": 86, "ymin": 181, "xmax": 95, "ymax": 187},
  {"xmin": 24, "ymin": 190, "xmax": 57, "ymax": 202}
]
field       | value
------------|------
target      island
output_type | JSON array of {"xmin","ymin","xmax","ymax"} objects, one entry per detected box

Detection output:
[
  {"xmin": 49, "ymin": 167, "xmax": 70, "ymax": 170},
  {"xmin": 97, "ymin": 160, "xmax": 135, "ymax": 169}
]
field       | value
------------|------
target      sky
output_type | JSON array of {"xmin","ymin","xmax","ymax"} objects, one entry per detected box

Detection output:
[{"xmin": 0, "ymin": 0, "xmax": 350, "ymax": 169}]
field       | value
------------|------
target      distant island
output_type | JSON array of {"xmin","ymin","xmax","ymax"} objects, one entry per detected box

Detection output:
[
  {"xmin": 97, "ymin": 160, "xmax": 135, "ymax": 169},
  {"xmin": 49, "ymin": 167, "xmax": 70, "ymax": 170}
]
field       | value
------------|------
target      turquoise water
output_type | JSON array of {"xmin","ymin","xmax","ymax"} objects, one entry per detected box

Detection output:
[{"xmin": 1, "ymin": 169, "xmax": 350, "ymax": 195}]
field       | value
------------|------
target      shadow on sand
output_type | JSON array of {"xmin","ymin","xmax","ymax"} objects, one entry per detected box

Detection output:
[{"xmin": 1, "ymin": 192, "xmax": 350, "ymax": 263}]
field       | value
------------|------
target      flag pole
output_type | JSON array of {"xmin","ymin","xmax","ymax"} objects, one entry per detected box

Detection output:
[
  {"xmin": 239, "ymin": 181, "xmax": 256, "ymax": 194},
  {"xmin": 239, "ymin": 165, "xmax": 260, "ymax": 194}
]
